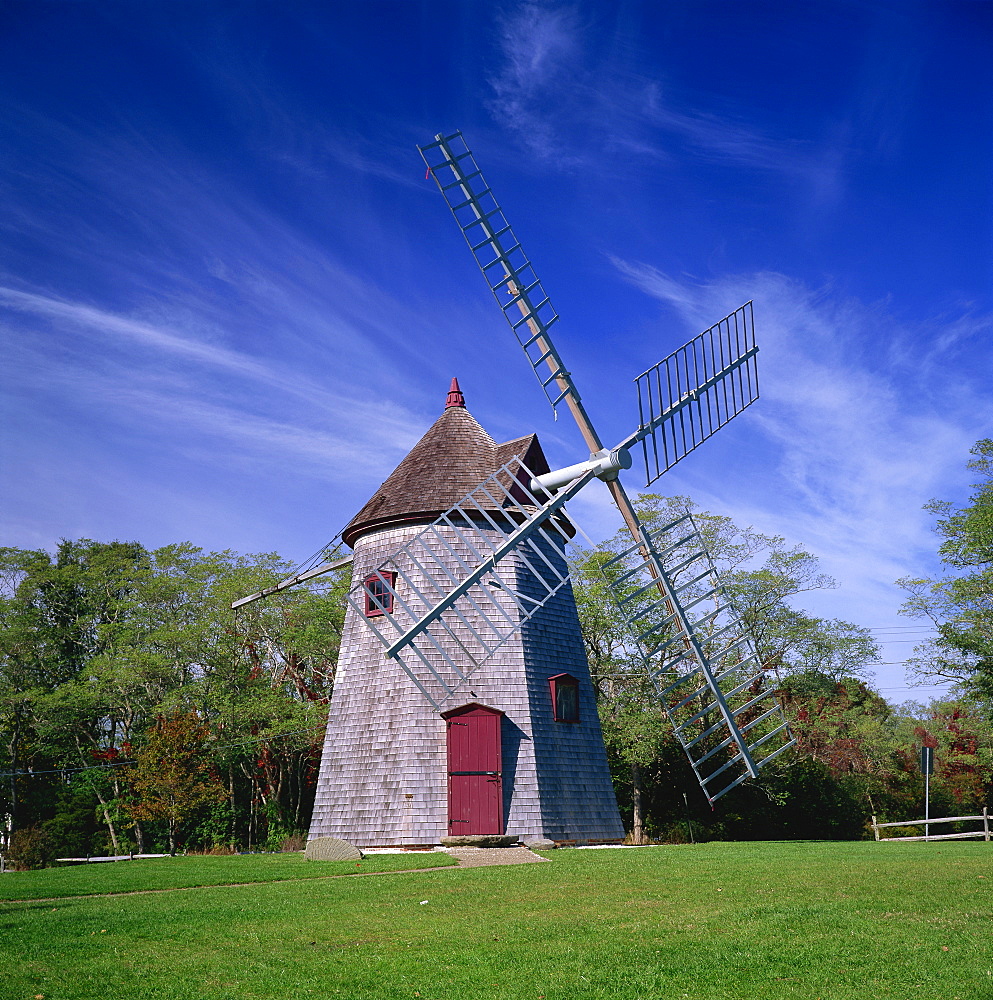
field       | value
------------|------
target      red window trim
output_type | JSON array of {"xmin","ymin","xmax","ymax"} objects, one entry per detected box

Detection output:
[
  {"xmin": 364, "ymin": 570, "xmax": 396, "ymax": 618},
  {"xmin": 548, "ymin": 672, "xmax": 580, "ymax": 723}
]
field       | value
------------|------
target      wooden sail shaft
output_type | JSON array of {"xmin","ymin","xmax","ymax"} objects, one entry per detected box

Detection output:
[
  {"xmin": 426, "ymin": 130, "xmax": 690, "ymax": 653},
  {"xmin": 505, "ymin": 280, "xmax": 693, "ymax": 655}
]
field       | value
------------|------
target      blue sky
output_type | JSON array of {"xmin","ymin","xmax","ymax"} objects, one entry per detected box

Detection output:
[{"xmin": 2, "ymin": 1, "xmax": 991, "ymax": 703}]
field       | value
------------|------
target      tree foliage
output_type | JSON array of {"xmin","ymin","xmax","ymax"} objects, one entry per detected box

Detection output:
[
  {"xmin": 899, "ymin": 438, "xmax": 993, "ymax": 702},
  {"xmin": 123, "ymin": 711, "xmax": 226, "ymax": 854},
  {"xmin": 0, "ymin": 539, "xmax": 347, "ymax": 856}
]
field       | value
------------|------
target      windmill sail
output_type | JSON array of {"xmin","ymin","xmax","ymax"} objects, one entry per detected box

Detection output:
[
  {"xmin": 633, "ymin": 302, "xmax": 759, "ymax": 486},
  {"xmin": 420, "ymin": 131, "xmax": 760, "ymax": 482},
  {"xmin": 602, "ymin": 512, "xmax": 795, "ymax": 802},
  {"xmin": 419, "ymin": 131, "xmax": 578, "ymax": 418},
  {"xmin": 352, "ymin": 456, "xmax": 594, "ymax": 710}
]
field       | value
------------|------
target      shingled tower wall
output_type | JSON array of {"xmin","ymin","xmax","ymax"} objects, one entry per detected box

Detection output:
[{"xmin": 308, "ymin": 382, "xmax": 625, "ymax": 846}]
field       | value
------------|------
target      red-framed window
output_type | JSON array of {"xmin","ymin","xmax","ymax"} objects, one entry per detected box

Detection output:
[
  {"xmin": 364, "ymin": 571, "xmax": 396, "ymax": 617},
  {"xmin": 548, "ymin": 673, "xmax": 580, "ymax": 723}
]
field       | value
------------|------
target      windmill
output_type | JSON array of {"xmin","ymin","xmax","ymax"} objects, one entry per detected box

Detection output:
[
  {"xmin": 240, "ymin": 131, "xmax": 795, "ymax": 847},
  {"xmin": 304, "ymin": 379, "xmax": 627, "ymax": 846},
  {"xmin": 354, "ymin": 130, "xmax": 795, "ymax": 805}
]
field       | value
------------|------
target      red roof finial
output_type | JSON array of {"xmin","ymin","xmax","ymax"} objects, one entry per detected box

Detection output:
[{"xmin": 445, "ymin": 377, "xmax": 466, "ymax": 409}]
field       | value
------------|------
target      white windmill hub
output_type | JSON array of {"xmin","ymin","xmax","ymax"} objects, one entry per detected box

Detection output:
[{"xmin": 530, "ymin": 447, "xmax": 632, "ymax": 493}]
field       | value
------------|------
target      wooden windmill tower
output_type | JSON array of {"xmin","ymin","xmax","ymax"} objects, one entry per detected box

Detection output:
[
  {"xmin": 235, "ymin": 130, "xmax": 795, "ymax": 848},
  {"xmin": 307, "ymin": 378, "xmax": 625, "ymax": 846}
]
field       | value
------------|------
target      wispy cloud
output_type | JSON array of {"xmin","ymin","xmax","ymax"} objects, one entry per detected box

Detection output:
[
  {"xmin": 1, "ymin": 286, "xmax": 284, "ymax": 387},
  {"xmin": 486, "ymin": 0, "xmax": 843, "ymax": 196},
  {"xmin": 490, "ymin": 4, "xmax": 580, "ymax": 114},
  {"xmin": 0, "ymin": 99, "xmax": 474, "ymax": 478},
  {"xmin": 1, "ymin": 283, "xmax": 423, "ymax": 480},
  {"xmin": 613, "ymin": 262, "xmax": 992, "ymax": 513},
  {"xmin": 485, "ymin": 3, "xmax": 593, "ymax": 169},
  {"xmin": 603, "ymin": 259, "xmax": 993, "ymax": 692}
]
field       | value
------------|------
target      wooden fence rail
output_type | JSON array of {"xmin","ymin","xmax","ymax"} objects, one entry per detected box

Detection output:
[{"xmin": 871, "ymin": 808, "xmax": 990, "ymax": 843}]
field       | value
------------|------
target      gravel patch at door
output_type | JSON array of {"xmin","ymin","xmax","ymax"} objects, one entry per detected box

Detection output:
[{"xmin": 445, "ymin": 847, "xmax": 550, "ymax": 867}]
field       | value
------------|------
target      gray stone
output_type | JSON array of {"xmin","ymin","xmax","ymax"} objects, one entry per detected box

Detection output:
[
  {"xmin": 440, "ymin": 834, "xmax": 519, "ymax": 848},
  {"xmin": 305, "ymin": 837, "xmax": 363, "ymax": 862},
  {"xmin": 521, "ymin": 837, "xmax": 557, "ymax": 850}
]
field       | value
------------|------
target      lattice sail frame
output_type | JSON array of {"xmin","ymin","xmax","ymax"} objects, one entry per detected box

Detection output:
[
  {"xmin": 634, "ymin": 302, "xmax": 758, "ymax": 486},
  {"xmin": 349, "ymin": 458, "xmax": 594, "ymax": 710},
  {"xmin": 419, "ymin": 131, "xmax": 576, "ymax": 416},
  {"xmin": 603, "ymin": 512, "xmax": 796, "ymax": 802},
  {"xmin": 419, "ymin": 131, "xmax": 761, "ymax": 489}
]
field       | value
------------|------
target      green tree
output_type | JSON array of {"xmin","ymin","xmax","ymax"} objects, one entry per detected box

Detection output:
[
  {"xmin": 1, "ymin": 540, "xmax": 152, "ymax": 851},
  {"xmin": 0, "ymin": 539, "xmax": 347, "ymax": 854},
  {"xmin": 123, "ymin": 711, "xmax": 226, "ymax": 854},
  {"xmin": 0, "ymin": 547, "xmax": 50, "ymax": 834},
  {"xmin": 889, "ymin": 697, "xmax": 993, "ymax": 817},
  {"xmin": 899, "ymin": 439, "xmax": 993, "ymax": 703},
  {"xmin": 205, "ymin": 546, "xmax": 346, "ymax": 849},
  {"xmin": 569, "ymin": 494, "xmax": 879, "ymax": 840},
  {"xmin": 95, "ymin": 543, "xmax": 344, "ymax": 851}
]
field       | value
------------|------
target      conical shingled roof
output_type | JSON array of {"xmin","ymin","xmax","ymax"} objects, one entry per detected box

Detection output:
[{"xmin": 341, "ymin": 384, "xmax": 553, "ymax": 548}]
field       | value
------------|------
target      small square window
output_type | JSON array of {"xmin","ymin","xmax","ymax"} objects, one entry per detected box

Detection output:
[
  {"xmin": 364, "ymin": 571, "xmax": 396, "ymax": 617},
  {"xmin": 548, "ymin": 673, "xmax": 580, "ymax": 723}
]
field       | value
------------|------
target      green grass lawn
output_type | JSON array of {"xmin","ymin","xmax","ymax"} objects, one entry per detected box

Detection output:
[
  {"xmin": 1, "ymin": 841, "xmax": 989, "ymax": 999},
  {"xmin": 0, "ymin": 851, "xmax": 455, "ymax": 901}
]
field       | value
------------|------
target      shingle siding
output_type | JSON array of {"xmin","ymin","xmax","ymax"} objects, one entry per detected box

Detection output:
[
  {"xmin": 342, "ymin": 408, "xmax": 551, "ymax": 548},
  {"xmin": 308, "ymin": 522, "xmax": 624, "ymax": 846}
]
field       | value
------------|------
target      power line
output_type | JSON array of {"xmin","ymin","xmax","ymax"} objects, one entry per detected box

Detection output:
[
  {"xmin": 864, "ymin": 624, "xmax": 937, "ymax": 628},
  {"xmin": 866, "ymin": 627, "xmax": 937, "ymax": 632},
  {"xmin": 877, "ymin": 686, "xmax": 955, "ymax": 692}
]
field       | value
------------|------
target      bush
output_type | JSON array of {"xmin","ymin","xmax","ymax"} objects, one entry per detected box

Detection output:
[
  {"xmin": 654, "ymin": 821, "xmax": 697, "ymax": 844},
  {"xmin": 280, "ymin": 833, "xmax": 306, "ymax": 852},
  {"xmin": 264, "ymin": 821, "xmax": 307, "ymax": 853},
  {"xmin": 5, "ymin": 825, "xmax": 55, "ymax": 871},
  {"xmin": 42, "ymin": 784, "xmax": 100, "ymax": 858},
  {"xmin": 185, "ymin": 844, "xmax": 237, "ymax": 855}
]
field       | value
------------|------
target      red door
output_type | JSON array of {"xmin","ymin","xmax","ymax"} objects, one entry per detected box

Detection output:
[{"xmin": 444, "ymin": 704, "xmax": 504, "ymax": 836}]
